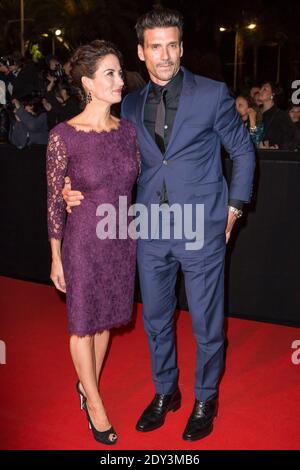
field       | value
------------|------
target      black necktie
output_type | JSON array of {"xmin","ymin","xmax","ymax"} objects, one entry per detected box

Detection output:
[
  {"xmin": 154, "ymin": 88, "xmax": 169, "ymax": 204},
  {"xmin": 155, "ymin": 88, "xmax": 167, "ymax": 153}
]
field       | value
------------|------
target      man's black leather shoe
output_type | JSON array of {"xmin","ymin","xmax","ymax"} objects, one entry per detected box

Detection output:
[
  {"xmin": 182, "ymin": 398, "xmax": 218, "ymax": 441},
  {"xmin": 136, "ymin": 388, "xmax": 181, "ymax": 432}
]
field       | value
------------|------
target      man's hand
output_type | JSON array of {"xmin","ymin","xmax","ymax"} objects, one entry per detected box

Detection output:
[
  {"xmin": 62, "ymin": 177, "xmax": 84, "ymax": 214},
  {"xmin": 42, "ymin": 98, "xmax": 52, "ymax": 111},
  {"xmin": 259, "ymin": 140, "xmax": 279, "ymax": 150},
  {"xmin": 225, "ymin": 210, "xmax": 237, "ymax": 244},
  {"xmin": 46, "ymin": 74, "xmax": 57, "ymax": 92},
  {"xmin": 11, "ymin": 98, "xmax": 21, "ymax": 109}
]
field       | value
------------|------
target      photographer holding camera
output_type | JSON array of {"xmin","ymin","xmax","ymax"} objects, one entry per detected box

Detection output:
[
  {"xmin": 43, "ymin": 56, "xmax": 80, "ymax": 128},
  {"xmin": 8, "ymin": 95, "xmax": 48, "ymax": 149},
  {"xmin": 6, "ymin": 51, "xmax": 41, "ymax": 99}
]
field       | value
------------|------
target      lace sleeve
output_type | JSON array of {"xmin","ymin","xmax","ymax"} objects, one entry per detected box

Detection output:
[{"xmin": 46, "ymin": 130, "xmax": 68, "ymax": 240}]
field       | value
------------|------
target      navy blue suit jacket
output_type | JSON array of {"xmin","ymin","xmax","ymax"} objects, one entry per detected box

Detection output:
[{"xmin": 121, "ymin": 67, "xmax": 255, "ymax": 243}]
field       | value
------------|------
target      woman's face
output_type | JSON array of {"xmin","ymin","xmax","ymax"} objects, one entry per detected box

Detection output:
[
  {"xmin": 236, "ymin": 96, "xmax": 249, "ymax": 118},
  {"xmin": 259, "ymin": 83, "xmax": 273, "ymax": 102},
  {"xmin": 83, "ymin": 54, "xmax": 124, "ymax": 105},
  {"xmin": 289, "ymin": 106, "xmax": 300, "ymax": 123}
]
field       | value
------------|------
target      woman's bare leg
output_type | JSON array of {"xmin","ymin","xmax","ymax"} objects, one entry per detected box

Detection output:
[
  {"xmin": 70, "ymin": 333, "xmax": 113, "ymax": 434},
  {"xmin": 77, "ymin": 330, "xmax": 110, "ymax": 391},
  {"xmin": 93, "ymin": 330, "xmax": 110, "ymax": 384}
]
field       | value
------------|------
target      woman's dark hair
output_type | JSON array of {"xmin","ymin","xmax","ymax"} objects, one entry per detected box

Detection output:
[
  {"xmin": 135, "ymin": 9, "xmax": 183, "ymax": 46},
  {"xmin": 69, "ymin": 40, "xmax": 123, "ymax": 102},
  {"xmin": 287, "ymin": 101, "xmax": 300, "ymax": 112}
]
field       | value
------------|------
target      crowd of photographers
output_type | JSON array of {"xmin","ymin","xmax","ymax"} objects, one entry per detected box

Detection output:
[
  {"xmin": 1, "ymin": 50, "xmax": 300, "ymax": 151},
  {"xmin": 0, "ymin": 51, "xmax": 81, "ymax": 149}
]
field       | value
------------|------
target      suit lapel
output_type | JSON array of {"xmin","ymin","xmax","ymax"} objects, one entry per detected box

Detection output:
[
  {"xmin": 165, "ymin": 67, "xmax": 197, "ymax": 157},
  {"xmin": 135, "ymin": 67, "xmax": 197, "ymax": 159},
  {"xmin": 135, "ymin": 83, "xmax": 162, "ymax": 157}
]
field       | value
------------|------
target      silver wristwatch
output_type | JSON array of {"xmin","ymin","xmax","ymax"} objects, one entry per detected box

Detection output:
[{"xmin": 228, "ymin": 206, "xmax": 243, "ymax": 219}]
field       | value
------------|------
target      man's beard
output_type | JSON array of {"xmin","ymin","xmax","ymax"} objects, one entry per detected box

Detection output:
[{"xmin": 155, "ymin": 62, "xmax": 179, "ymax": 81}]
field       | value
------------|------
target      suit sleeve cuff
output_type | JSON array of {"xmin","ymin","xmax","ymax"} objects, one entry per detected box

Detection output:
[{"xmin": 228, "ymin": 199, "xmax": 244, "ymax": 210}]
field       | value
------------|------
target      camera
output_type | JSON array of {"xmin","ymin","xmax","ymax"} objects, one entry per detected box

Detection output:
[{"xmin": 48, "ymin": 63, "xmax": 64, "ymax": 79}]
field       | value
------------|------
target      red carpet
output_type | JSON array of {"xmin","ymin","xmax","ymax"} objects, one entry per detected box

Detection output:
[{"xmin": 0, "ymin": 276, "xmax": 299, "ymax": 450}]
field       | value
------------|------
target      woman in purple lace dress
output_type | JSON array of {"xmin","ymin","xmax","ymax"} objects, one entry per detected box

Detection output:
[{"xmin": 46, "ymin": 41, "xmax": 139, "ymax": 445}]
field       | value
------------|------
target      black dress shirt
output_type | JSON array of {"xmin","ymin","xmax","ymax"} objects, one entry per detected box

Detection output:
[
  {"xmin": 144, "ymin": 69, "xmax": 183, "ymax": 150},
  {"xmin": 143, "ymin": 69, "xmax": 243, "ymax": 209}
]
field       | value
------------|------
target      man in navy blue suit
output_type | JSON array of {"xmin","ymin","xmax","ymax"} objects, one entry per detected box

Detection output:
[{"xmin": 64, "ymin": 9, "xmax": 255, "ymax": 441}]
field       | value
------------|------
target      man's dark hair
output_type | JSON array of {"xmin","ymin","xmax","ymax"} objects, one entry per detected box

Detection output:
[{"xmin": 135, "ymin": 9, "xmax": 183, "ymax": 46}]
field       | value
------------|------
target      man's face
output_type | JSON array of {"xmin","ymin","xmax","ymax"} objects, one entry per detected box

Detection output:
[
  {"xmin": 250, "ymin": 86, "xmax": 260, "ymax": 99},
  {"xmin": 138, "ymin": 27, "xmax": 183, "ymax": 86},
  {"xmin": 49, "ymin": 59, "xmax": 60, "ymax": 70}
]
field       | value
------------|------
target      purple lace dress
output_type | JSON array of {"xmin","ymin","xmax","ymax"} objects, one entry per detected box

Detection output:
[{"xmin": 46, "ymin": 119, "xmax": 139, "ymax": 336}]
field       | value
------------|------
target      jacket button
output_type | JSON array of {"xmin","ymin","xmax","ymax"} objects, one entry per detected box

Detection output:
[{"xmin": 162, "ymin": 160, "xmax": 168, "ymax": 165}]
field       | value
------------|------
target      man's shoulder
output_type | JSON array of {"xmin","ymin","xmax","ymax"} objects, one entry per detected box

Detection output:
[
  {"xmin": 122, "ymin": 84, "xmax": 148, "ymax": 121},
  {"xmin": 188, "ymin": 70, "xmax": 225, "ymax": 94},
  {"xmin": 123, "ymin": 85, "xmax": 147, "ymax": 106}
]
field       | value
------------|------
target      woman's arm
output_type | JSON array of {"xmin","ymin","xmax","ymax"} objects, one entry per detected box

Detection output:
[
  {"xmin": 50, "ymin": 239, "xmax": 66, "ymax": 292},
  {"xmin": 46, "ymin": 130, "xmax": 68, "ymax": 292}
]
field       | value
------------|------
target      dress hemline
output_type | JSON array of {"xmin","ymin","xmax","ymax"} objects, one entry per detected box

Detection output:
[{"xmin": 68, "ymin": 316, "xmax": 133, "ymax": 337}]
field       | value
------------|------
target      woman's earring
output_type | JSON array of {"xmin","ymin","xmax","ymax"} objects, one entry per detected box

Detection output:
[{"xmin": 86, "ymin": 91, "xmax": 92, "ymax": 104}]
